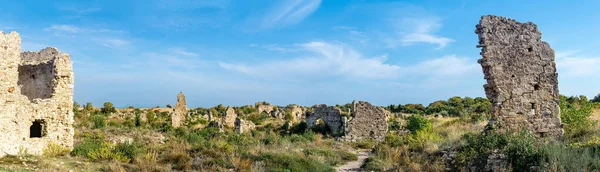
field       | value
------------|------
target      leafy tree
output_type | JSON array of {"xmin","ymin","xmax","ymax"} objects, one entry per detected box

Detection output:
[
  {"xmin": 84, "ymin": 102, "xmax": 95, "ymax": 112},
  {"xmin": 101, "ymin": 102, "xmax": 116, "ymax": 114},
  {"xmin": 560, "ymin": 95, "xmax": 595, "ymax": 130},
  {"xmin": 73, "ymin": 101, "xmax": 81, "ymax": 110},
  {"xmin": 591, "ymin": 93, "xmax": 600, "ymax": 103},
  {"xmin": 166, "ymin": 104, "xmax": 172, "ymax": 108}
]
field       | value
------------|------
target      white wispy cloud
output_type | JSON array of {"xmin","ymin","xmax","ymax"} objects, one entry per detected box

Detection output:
[
  {"xmin": 221, "ymin": 41, "xmax": 398, "ymax": 80},
  {"xmin": 555, "ymin": 51, "xmax": 600, "ymax": 77},
  {"xmin": 96, "ymin": 38, "xmax": 131, "ymax": 49},
  {"xmin": 261, "ymin": 0, "xmax": 321, "ymax": 29},
  {"xmin": 171, "ymin": 48, "xmax": 199, "ymax": 57},
  {"xmin": 390, "ymin": 17, "xmax": 454, "ymax": 49},
  {"xmin": 44, "ymin": 24, "xmax": 122, "ymax": 34},
  {"xmin": 220, "ymin": 41, "xmax": 476, "ymax": 81}
]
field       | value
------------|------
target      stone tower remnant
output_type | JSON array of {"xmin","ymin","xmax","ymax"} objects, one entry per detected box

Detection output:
[
  {"xmin": 475, "ymin": 15, "xmax": 563, "ymax": 138},
  {"xmin": 0, "ymin": 31, "xmax": 75, "ymax": 157},
  {"xmin": 172, "ymin": 92, "xmax": 187, "ymax": 128}
]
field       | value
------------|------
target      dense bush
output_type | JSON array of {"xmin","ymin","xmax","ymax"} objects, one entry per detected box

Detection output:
[
  {"xmin": 406, "ymin": 115, "xmax": 432, "ymax": 133},
  {"xmin": 91, "ymin": 115, "xmax": 106, "ymax": 129}
]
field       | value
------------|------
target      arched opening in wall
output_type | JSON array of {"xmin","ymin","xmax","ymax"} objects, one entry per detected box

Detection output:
[
  {"xmin": 311, "ymin": 119, "xmax": 332, "ymax": 135},
  {"xmin": 369, "ymin": 131, "xmax": 375, "ymax": 138},
  {"xmin": 18, "ymin": 61, "xmax": 55, "ymax": 101},
  {"xmin": 30, "ymin": 119, "xmax": 46, "ymax": 138}
]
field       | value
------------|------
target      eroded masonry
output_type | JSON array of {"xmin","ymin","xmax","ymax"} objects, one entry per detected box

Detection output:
[
  {"xmin": 307, "ymin": 101, "xmax": 388, "ymax": 141},
  {"xmin": 476, "ymin": 15, "xmax": 563, "ymax": 138},
  {"xmin": 0, "ymin": 31, "xmax": 75, "ymax": 156},
  {"xmin": 172, "ymin": 92, "xmax": 187, "ymax": 128}
]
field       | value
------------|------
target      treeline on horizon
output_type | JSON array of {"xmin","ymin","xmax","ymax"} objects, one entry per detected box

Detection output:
[{"xmin": 385, "ymin": 93, "xmax": 600, "ymax": 117}]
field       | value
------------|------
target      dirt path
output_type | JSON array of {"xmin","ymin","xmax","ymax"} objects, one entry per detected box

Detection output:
[{"xmin": 336, "ymin": 150, "xmax": 371, "ymax": 172}]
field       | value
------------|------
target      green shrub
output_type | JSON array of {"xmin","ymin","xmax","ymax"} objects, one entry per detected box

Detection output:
[
  {"xmin": 91, "ymin": 115, "xmax": 106, "ymax": 129},
  {"xmin": 114, "ymin": 141, "xmax": 145, "ymax": 161},
  {"xmin": 43, "ymin": 142, "xmax": 71, "ymax": 157},
  {"xmin": 504, "ymin": 132, "xmax": 543, "ymax": 170},
  {"xmin": 354, "ymin": 139, "xmax": 376, "ymax": 149},
  {"xmin": 406, "ymin": 115, "xmax": 432, "ymax": 133},
  {"xmin": 258, "ymin": 152, "xmax": 334, "ymax": 172},
  {"xmin": 361, "ymin": 157, "xmax": 386, "ymax": 171},
  {"xmin": 384, "ymin": 134, "xmax": 406, "ymax": 148},
  {"xmin": 543, "ymin": 143, "xmax": 600, "ymax": 171},
  {"xmin": 407, "ymin": 130, "xmax": 441, "ymax": 152},
  {"xmin": 388, "ymin": 120, "xmax": 402, "ymax": 131}
]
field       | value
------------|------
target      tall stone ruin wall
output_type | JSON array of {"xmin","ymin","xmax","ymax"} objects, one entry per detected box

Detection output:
[
  {"xmin": 476, "ymin": 15, "xmax": 563, "ymax": 138},
  {"xmin": 344, "ymin": 101, "xmax": 388, "ymax": 142},
  {"xmin": 0, "ymin": 31, "xmax": 74, "ymax": 156}
]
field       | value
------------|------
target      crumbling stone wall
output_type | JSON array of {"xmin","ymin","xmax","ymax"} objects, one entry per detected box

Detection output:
[
  {"xmin": 344, "ymin": 101, "xmax": 388, "ymax": 142},
  {"xmin": 256, "ymin": 103, "xmax": 274, "ymax": 114},
  {"xmin": 289, "ymin": 104, "xmax": 305, "ymax": 122},
  {"xmin": 172, "ymin": 92, "xmax": 187, "ymax": 128},
  {"xmin": 0, "ymin": 31, "xmax": 74, "ymax": 156},
  {"xmin": 234, "ymin": 118, "xmax": 255, "ymax": 134},
  {"xmin": 306, "ymin": 104, "xmax": 344, "ymax": 135},
  {"xmin": 221, "ymin": 106, "xmax": 237, "ymax": 128},
  {"xmin": 476, "ymin": 15, "xmax": 563, "ymax": 138}
]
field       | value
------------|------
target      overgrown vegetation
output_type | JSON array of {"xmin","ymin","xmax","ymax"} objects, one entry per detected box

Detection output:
[{"xmin": 3, "ymin": 95, "xmax": 600, "ymax": 171}]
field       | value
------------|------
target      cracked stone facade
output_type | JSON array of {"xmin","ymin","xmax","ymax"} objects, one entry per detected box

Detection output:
[
  {"xmin": 343, "ymin": 101, "xmax": 389, "ymax": 142},
  {"xmin": 0, "ymin": 31, "xmax": 74, "ymax": 156},
  {"xmin": 172, "ymin": 92, "xmax": 187, "ymax": 128},
  {"xmin": 476, "ymin": 15, "xmax": 563, "ymax": 138}
]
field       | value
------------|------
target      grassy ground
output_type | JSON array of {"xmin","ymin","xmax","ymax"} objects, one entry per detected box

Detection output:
[{"xmin": 2, "ymin": 102, "xmax": 600, "ymax": 171}]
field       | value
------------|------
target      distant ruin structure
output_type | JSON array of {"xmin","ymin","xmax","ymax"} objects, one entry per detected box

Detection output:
[
  {"xmin": 172, "ymin": 92, "xmax": 187, "ymax": 128},
  {"xmin": 0, "ymin": 31, "xmax": 74, "ymax": 156},
  {"xmin": 234, "ymin": 117, "xmax": 255, "ymax": 134},
  {"xmin": 476, "ymin": 15, "xmax": 563, "ymax": 138},
  {"xmin": 307, "ymin": 101, "xmax": 389, "ymax": 141}
]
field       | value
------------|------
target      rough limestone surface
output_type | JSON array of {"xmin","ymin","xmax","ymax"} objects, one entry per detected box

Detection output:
[
  {"xmin": 221, "ymin": 106, "xmax": 237, "ymax": 128},
  {"xmin": 476, "ymin": 15, "xmax": 563, "ymax": 138},
  {"xmin": 289, "ymin": 105, "xmax": 305, "ymax": 122},
  {"xmin": 0, "ymin": 31, "xmax": 74, "ymax": 157},
  {"xmin": 343, "ymin": 101, "xmax": 389, "ymax": 142},
  {"xmin": 171, "ymin": 92, "xmax": 187, "ymax": 128},
  {"xmin": 256, "ymin": 103, "xmax": 274, "ymax": 114},
  {"xmin": 234, "ymin": 118, "xmax": 255, "ymax": 134},
  {"xmin": 271, "ymin": 109, "xmax": 284, "ymax": 119},
  {"xmin": 306, "ymin": 104, "xmax": 344, "ymax": 135}
]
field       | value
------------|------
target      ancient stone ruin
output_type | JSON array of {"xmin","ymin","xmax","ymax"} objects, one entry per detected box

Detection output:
[
  {"xmin": 476, "ymin": 15, "xmax": 563, "ymax": 138},
  {"xmin": 234, "ymin": 117, "xmax": 255, "ymax": 134},
  {"xmin": 221, "ymin": 106, "xmax": 237, "ymax": 128},
  {"xmin": 307, "ymin": 104, "xmax": 345, "ymax": 135},
  {"xmin": 343, "ymin": 101, "xmax": 389, "ymax": 142},
  {"xmin": 171, "ymin": 92, "xmax": 187, "ymax": 128},
  {"xmin": 256, "ymin": 102, "xmax": 274, "ymax": 114},
  {"xmin": 307, "ymin": 101, "xmax": 389, "ymax": 141},
  {"xmin": 0, "ymin": 31, "xmax": 74, "ymax": 156}
]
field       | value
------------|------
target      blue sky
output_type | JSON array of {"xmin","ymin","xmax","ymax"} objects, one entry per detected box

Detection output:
[{"xmin": 1, "ymin": 0, "xmax": 599, "ymax": 107}]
